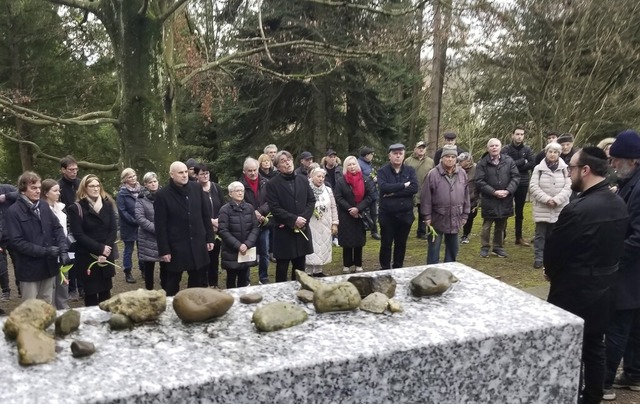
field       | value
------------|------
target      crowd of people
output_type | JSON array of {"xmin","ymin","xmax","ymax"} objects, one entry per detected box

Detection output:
[{"xmin": 0, "ymin": 129, "xmax": 639, "ymax": 403}]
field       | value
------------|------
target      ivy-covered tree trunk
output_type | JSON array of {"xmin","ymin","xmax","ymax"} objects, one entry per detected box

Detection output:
[{"xmin": 96, "ymin": 0, "xmax": 178, "ymax": 173}]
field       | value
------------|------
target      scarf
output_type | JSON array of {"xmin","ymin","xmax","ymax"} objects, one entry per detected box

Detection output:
[
  {"xmin": 545, "ymin": 159, "xmax": 559, "ymax": 172},
  {"xmin": 244, "ymin": 175, "xmax": 259, "ymax": 198},
  {"xmin": 309, "ymin": 181, "xmax": 325, "ymax": 200},
  {"xmin": 124, "ymin": 183, "xmax": 143, "ymax": 198},
  {"xmin": 345, "ymin": 171, "xmax": 365, "ymax": 203},
  {"xmin": 87, "ymin": 195, "xmax": 103, "ymax": 214}
]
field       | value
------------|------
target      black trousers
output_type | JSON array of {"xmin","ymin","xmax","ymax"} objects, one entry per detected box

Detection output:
[
  {"xmin": 204, "ymin": 241, "xmax": 221, "ymax": 287},
  {"xmin": 84, "ymin": 290, "xmax": 111, "ymax": 307},
  {"xmin": 462, "ymin": 206, "xmax": 478, "ymax": 237},
  {"xmin": 343, "ymin": 247, "xmax": 363, "ymax": 267},
  {"xmin": 513, "ymin": 186, "xmax": 528, "ymax": 239},
  {"xmin": 378, "ymin": 213, "xmax": 414, "ymax": 270},
  {"xmin": 142, "ymin": 261, "xmax": 168, "ymax": 291},
  {"xmin": 165, "ymin": 270, "xmax": 200, "ymax": 296},
  {"xmin": 226, "ymin": 267, "xmax": 249, "ymax": 289},
  {"xmin": 581, "ymin": 332, "xmax": 605, "ymax": 404},
  {"xmin": 275, "ymin": 256, "xmax": 305, "ymax": 282},
  {"xmin": 416, "ymin": 204, "xmax": 427, "ymax": 237}
]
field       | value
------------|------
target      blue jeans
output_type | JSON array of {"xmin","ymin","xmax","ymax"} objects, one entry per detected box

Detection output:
[
  {"xmin": 605, "ymin": 308, "xmax": 640, "ymax": 387},
  {"xmin": 122, "ymin": 240, "xmax": 137, "ymax": 272},
  {"xmin": 256, "ymin": 228, "xmax": 270, "ymax": 283},
  {"xmin": 427, "ymin": 231, "xmax": 459, "ymax": 264}
]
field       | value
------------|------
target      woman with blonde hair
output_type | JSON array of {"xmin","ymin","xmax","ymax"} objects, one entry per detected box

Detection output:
[
  {"xmin": 258, "ymin": 153, "xmax": 277, "ymax": 179},
  {"xmin": 68, "ymin": 174, "xmax": 118, "ymax": 306},
  {"xmin": 116, "ymin": 167, "xmax": 143, "ymax": 284},
  {"xmin": 305, "ymin": 167, "xmax": 339, "ymax": 277}
]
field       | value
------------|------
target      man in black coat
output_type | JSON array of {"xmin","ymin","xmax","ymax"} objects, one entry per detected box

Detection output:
[
  {"xmin": 475, "ymin": 138, "xmax": 520, "ymax": 258},
  {"xmin": 58, "ymin": 155, "xmax": 83, "ymax": 300},
  {"xmin": 155, "ymin": 161, "xmax": 214, "ymax": 296},
  {"xmin": 7, "ymin": 171, "xmax": 69, "ymax": 305},
  {"xmin": 433, "ymin": 132, "xmax": 465, "ymax": 166},
  {"xmin": 502, "ymin": 126, "xmax": 536, "ymax": 246},
  {"xmin": 266, "ymin": 150, "xmax": 315, "ymax": 282},
  {"xmin": 0, "ymin": 183, "xmax": 18, "ymax": 301},
  {"xmin": 544, "ymin": 147, "xmax": 629, "ymax": 404}
]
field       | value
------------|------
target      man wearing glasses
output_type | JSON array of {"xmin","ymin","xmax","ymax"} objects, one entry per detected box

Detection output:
[{"xmin": 544, "ymin": 147, "xmax": 629, "ymax": 404}]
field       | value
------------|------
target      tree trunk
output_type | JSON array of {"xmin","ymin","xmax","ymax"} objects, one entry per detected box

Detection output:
[
  {"xmin": 409, "ymin": 2, "xmax": 425, "ymax": 147},
  {"xmin": 99, "ymin": 0, "xmax": 178, "ymax": 174}
]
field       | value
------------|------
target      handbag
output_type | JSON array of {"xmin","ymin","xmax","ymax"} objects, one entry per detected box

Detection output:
[{"xmin": 360, "ymin": 209, "xmax": 374, "ymax": 231}]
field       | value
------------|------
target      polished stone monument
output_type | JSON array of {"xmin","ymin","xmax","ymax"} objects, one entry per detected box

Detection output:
[{"xmin": 0, "ymin": 263, "xmax": 583, "ymax": 403}]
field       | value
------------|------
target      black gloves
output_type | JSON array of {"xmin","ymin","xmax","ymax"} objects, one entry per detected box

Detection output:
[
  {"xmin": 45, "ymin": 246, "xmax": 61, "ymax": 257},
  {"xmin": 59, "ymin": 252, "xmax": 71, "ymax": 266}
]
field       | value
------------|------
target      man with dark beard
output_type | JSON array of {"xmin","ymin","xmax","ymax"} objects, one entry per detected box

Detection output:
[
  {"xmin": 602, "ymin": 130, "xmax": 640, "ymax": 401},
  {"xmin": 544, "ymin": 147, "xmax": 629, "ymax": 404}
]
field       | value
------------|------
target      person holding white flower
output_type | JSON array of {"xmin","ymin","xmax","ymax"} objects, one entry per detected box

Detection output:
[{"xmin": 305, "ymin": 167, "xmax": 338, "ymax": 277}]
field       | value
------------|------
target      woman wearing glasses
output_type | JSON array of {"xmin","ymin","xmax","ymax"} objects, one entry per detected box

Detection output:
[{"xmin": 68, "ymin": 174, "xmax": 117, "ymax": 306}]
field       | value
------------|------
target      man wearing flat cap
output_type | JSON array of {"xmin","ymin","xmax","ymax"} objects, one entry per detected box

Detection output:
[
  {"xmin": 404, "ymin": 141, "xmax": 434, "ymax": 239},
  {"xmin": 295, "ymin": 151, "xmax": 314, "ymax": 177},
  {"xmin": 603, "ymin": 130, "xmax": 640, "ymax": 400},
  {"xmin": 544, "ymin": 146, "xmax": 628, "ymax": 404},
  {"xmin": 376, "ymin": 143, "xmax": 418, "ymax": 269},
  {"xmin": 434, "ymin": 132, "xmax": 465, "ymax": 165},
  {"xmin": 557, "ymin": 133, "xmax": 576, "ymax": 165}
]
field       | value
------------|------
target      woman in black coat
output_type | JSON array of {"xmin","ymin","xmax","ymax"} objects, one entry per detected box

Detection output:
[
  {"xmin": 218, "ymin": 182, "xmax": 260, "ymax": 288},
  {"xmin": 67, "ymin": 174, "xmax": 118, "ymax": 306},
  {"xmin": 266, "ymin": 151, "xmax": 315, "ymax": 282},
  {"xmin": 334, "ymin": 156, "xmax": 374, "ymax": 274}
]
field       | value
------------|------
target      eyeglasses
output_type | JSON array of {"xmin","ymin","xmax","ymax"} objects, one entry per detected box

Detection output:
[{"xmin": 567, "ymin": 164, "xmax": 585, "ymax": 173}]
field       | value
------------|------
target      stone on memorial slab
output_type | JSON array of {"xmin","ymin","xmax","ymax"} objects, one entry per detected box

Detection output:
[
  {"xmin": 296, "ymin": 289, "xmax": 314, "ymax": 303},
  {"xmin": 3, "ymin": 299, "xmax": 56, "ymax": 340},
  {"xmin": 173, "ymin": 288, "xmax": 234, "ymax": 323},
  {"xmin": 55, "ymin": 309, "xmax": 80, "ymax": 337},
  {"xmin": 71, "ymin": 340, "xmax": 96, "ymax": 358},
  {"xmin": 360, "ymin": 292, "xmax": 389, "ymax": 314},
  {"xmin": 313, "ymin": 282, "xmax": 361, "ymax": 313},
  {"xmin": 295, "ymin": 270, "xmax": 321, "ymax": 292},
  {"xmin": 348, "ymin": 275, "xmax": 397, "ymax": 298},
  {"xmin": 109, "ymin": 314, "xmax": 133, "ymax": 331},
  {"xmin": 16, "ymin": 325, "xmax": 55, "ymax": 366},
  {"xmin": 240, "ymin": 293, "xmax": 263, "ymax": 304},
  {"xmin": 99, "ymin": 289, "xmax": 167, "ymax": 323},
  {"xmin": 252, "ymin": 302, "xmax": 308, "ymax": 332},
  {"xmin": 410, "ymin": 267, "xmax": 459, "ymax": 297},
  {"xmin": 388, "ymin": 299, "xmax": 403, "ymax": 313}
]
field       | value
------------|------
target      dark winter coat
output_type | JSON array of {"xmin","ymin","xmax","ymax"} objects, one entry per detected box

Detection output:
[
  {"xmin": 239, "ymin": 175, "xmax": 269, "ymax": 216},
  {"xmin": 433, "ymin": 145, "xmax": 466, "ymax": 166},
  {"xmin": 259, "ymin": 167, "xmax": 278, "ymax": 180},
  {"xmin": 323, "ymin": 165, "xmax": 344, "ymax": 189},
  {"xmin": 334, "ymin": 175, "xmax": 375, "ymax": 248},
  {"xmin": 420, "ymin": 165, "xmax": 470, "ymax": 234},
  {"xmin": 266, "ymin": 172, "xmax": 315, "ymax": 260},
  {"xmin": 201, "ymin": 181, "xmax": 226, "ymax": 220},
  {"xmin": 502, "ymin": 143, "xmax": 536, "ymax": 189},
  {"xmin": 218, "ymin": 201, "xmax": 260, "ymax": 270},
  {"xmin": 154, "ymin": 180, "xmax": 214, "ymax": 272},
  {"xmin": 116, "ymin": 185, "xmax": 141, "ymax": 242},
  {"xmin": 612, "ymin": 167, "xmax": 640, "ymax": 310},
  {"xmin": 0, "ymin": 184, "xmax": 18, "ymax": 248},
  {"xmin": 68, "ymin": 198, "xmax": 117, "ymax": 295},
  {"xmin": 475, "ymin": 153, "xmax": 520, "ymax": 219},
  {"xmin": 7, "ymin": 197, "xmax": 67, "ymax": 282},
  {"xmin": 544, "ymin": 180, "xmax": 629, "ymax": 334},
  {"xmin": 58, "ymin": 176, "xmax": 80, "ymax": 209},
  {"xmin": 377, "ymin": 163, "xmax": 418, "ymax": 223},
  {"xmin": 357, "ymin": 157, "xmax": 378, "ymax": 201},
  {"xmin": 135, "ymin": 190, "xmax": 160, "ymax": 262}
]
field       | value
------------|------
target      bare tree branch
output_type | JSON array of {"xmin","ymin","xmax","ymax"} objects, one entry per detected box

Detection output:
[
  {"xmin": 257, "ymin": 2, "xmax": 276, "ymax": 65},
  {"xmin": 0, "ymin": 130, "xmax": 119, "ymax": 171},
  {"xmin": 48, "ymin": 0, "xmax": 99, "ymax": 14},
  {"xmin": 304, "ymin": 0, "xmax": 431, "ymax": 16},
  {"xmin": 158, "ymin": 0, "xmax": 192, "ymax": 25},
  {"xmin": 0, "ymin": 97, "xmax": 118, "ymax": 126},
  {"xmin": 138, "ymin": 0, "xmax": 149, "ymax": 17},
  {"xmin": 227, "ymin": 60, "xmax": 340, "ymax": 82}
]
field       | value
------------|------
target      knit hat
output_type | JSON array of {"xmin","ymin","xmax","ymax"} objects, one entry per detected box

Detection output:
[
  {"xmin": 185, "ymin": 158, "xmax": 197, "ymax": 168},
  {"xmin": 441, "ymin": 145, "xmax": 458, "ymax": 157},
  {"xmin": 557, "ymin": 134, "xmax": 574, "ymax": 144},
  {"xmin": 360, "ymin": 146, "xmax": 375, "ymax": 157},
  {"xmin": 610, "ymin": 130, "xmax": 640, "ymax": 159}
]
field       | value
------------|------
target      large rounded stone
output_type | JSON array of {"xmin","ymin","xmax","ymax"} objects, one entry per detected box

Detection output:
[
  {"xmin": 313, "ymin": 282, "xmax": 361, "ymax": 313},
  {"xmin": 3, "ymin": 299, "xmax": 56, "ymax": 340},
  {"xmin": 71, "ymin": 340, "xmax": 96, "ymax": 358},
  {"xmin": 410, "ymin": 267, "xmax": 459, "ymax": 297},
  {"xmin": 99, "ymin": 289, "xmax": 167, "ymax": 323},
  {"xmin": 109, "ymin": 314, "xmax": 133, "ymax": 331},
  {"xmin": 173, "ymin": 288, "xmax": 234, "ymax": 323},
  {"xmin": 359, "ymin": 292, "xmax": 389, "ymax": 314},
  {"xmin": 252, "ymin": 302, "xmax": 308, "ymax": 332},
  {"xmin": 55, "ymin": 309, "xmax": 81, "ymax": 337},
  {"xmin": 17, "ymin": 325, "xmax": 55, "ymax": 366}
]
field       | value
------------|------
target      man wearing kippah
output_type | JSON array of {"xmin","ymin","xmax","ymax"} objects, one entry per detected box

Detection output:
[
  {"xmin": 544, "ymin": 146, "xmax": 629, "ymax": 404},
  {"xmin": 602, "ymin": 130, "xmax": 640, "ymax": 401}
]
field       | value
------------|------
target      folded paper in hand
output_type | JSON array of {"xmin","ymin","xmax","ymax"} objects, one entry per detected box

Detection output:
[{"xmin": 238, "ymin": 247, "xmax": 257, "ymax": 263}]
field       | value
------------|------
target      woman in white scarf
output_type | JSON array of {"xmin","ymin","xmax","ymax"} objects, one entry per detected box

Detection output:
[
  {"xmin": 41, "ymin": 179, "xmax": 70, "ymax": 309},
  {"xmin": 305, "ymin": 167, "xmax": 339, "ymax": 277}
]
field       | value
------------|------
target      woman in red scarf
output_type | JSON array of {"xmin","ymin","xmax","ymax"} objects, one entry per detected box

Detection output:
[{"xmin": 334, "ymin": 156, "xmax": 375, "ymax": 273}]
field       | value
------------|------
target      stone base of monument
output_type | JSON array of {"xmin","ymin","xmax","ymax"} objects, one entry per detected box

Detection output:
[{"xmin": 0, "ymin": 263, "xmax": 583, "ymax": 403}]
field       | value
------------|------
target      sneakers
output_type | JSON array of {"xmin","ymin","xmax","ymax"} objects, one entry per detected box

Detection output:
[
  {"xmin": 533, "ymin": 261, "xmax": 543, "ymax": 269},
  {"xmin": 1, "ymin": 291, "xmax": 9, "ymax": 302},
  {"xmin": 343, "ymin": 267, "xmax": 351, "ymax": 273},
  {"xmin": 613, "ymin": 373, "xmax": 640, "ymax": 391},
  {"xmin": 492, "ymin": 248, "xmax": 508, "ymax": 258},
  {"xmin": 259, "ymin": 279, "xmax": 269, "ymax": 285},
  {"xmin": 602, "ymin": 388, "xmax": 616, "ymax": 401},
  {"xmin": 355, "ymin": 267, "xmax": 363, "ymax": 272},
  {"xmin": 332, "ymin": 238, "xmax": 340, "ymax": 247},
  {"xmin": 480, "ymin": 247, "xmax": 489, "ymax": 258},
  {"xmin": 125, "ymin": 272, "xmax": 137, "ymax": 284},
  {"xmin": 460, "ymin": 236, "xmax": 469, "ymax": 244}
]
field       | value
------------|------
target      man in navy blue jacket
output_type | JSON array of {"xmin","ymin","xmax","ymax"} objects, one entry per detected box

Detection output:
[{"xmin": 376, "ymin": 143, "xmax": 418, "ymax": 269}]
